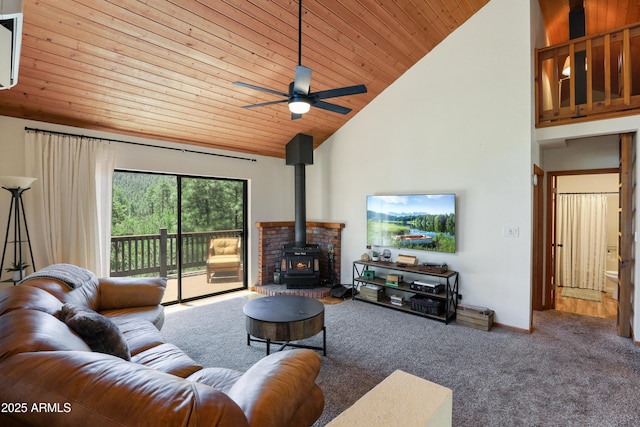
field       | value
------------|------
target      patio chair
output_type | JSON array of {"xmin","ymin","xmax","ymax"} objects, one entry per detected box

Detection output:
[{"xmin": 206, "ymin": 237, "xmax": 241, "ymax": 283}]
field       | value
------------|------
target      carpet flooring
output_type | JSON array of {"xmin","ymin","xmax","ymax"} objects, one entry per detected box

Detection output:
[{"xmin": 161, "ymin": 295, "xmax": 640, "ymax": 426}]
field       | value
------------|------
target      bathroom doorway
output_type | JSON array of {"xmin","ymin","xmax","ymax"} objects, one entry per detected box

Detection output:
[
  {"xmin": 538, "ymin": 132, "xmax": 635, "ymax": 337},
  {"xmin": 550, "ymin": 171, "xmax": 619, "ymax": 320}
]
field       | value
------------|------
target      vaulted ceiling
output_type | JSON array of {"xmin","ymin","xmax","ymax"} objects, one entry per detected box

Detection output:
[
  {"xmin": 539, "ymin": 0, "xmax": 640, "ymax": 47},
  {"xmin": 0, "ymin": 1, "xmax": 638, "ymax": 158}
]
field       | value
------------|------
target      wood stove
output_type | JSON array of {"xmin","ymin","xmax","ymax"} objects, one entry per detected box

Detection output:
[
  {"xmin": 281, "ymin": 244, "xmax": 320, "ymax": 289},
  {"xmin": 281, "ymin": 134, "xmax": 321, "ymax": 289}
]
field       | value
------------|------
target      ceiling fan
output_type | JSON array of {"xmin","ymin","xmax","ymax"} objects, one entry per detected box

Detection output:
[{"xmin": 233, "ymin": 0, "xmax": 367, "ymax": 120}]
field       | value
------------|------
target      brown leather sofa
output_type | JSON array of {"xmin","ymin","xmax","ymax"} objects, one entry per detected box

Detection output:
[{"xmin": 0, "ymin": 266, "xmax": 324, "ymax": 426}]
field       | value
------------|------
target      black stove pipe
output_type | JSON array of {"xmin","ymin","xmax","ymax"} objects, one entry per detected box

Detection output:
[
  {"xmin": 286, "ymin": 133, "xmax": 314, "ymax": 248},
  {"xmin": 569, "ymin": 4, "xmax": 586, "ymax": 105},
  {"xmin": 294, "ymin": 163, "xmax": 306, "ymax": 247}
]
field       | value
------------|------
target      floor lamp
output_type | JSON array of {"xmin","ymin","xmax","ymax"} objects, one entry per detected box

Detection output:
[{"xmin": 0, "ymin": 176, "xmax": 36, "ymax": 282}]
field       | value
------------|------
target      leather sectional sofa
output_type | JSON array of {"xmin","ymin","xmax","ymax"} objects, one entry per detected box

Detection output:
[{"xmin": 0, "ymin": 264, "xmax": 324, "ymax": 426}]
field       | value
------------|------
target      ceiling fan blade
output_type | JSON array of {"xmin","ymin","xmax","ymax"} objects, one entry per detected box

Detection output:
[
  {"xmin": 314, "ymin": 101, "xmax": 352, "ymax": 115},
  {"xmin": 291, "ymin": 113, "xmax": 303, "ymax": 120},
  {"xmin": 233, "ymin": 81, "xmax": 289, "ymax": 98},
  {"xmin": 241, "ymin": 99, "xmax": 288, "ymax": 109},
  {"xmin": 313, "ymin": 84, "xmax": 367, "ymax": 100},
  {"xmin": 293, "ymin": 65, "xmax": 312, "ymax": 95}
]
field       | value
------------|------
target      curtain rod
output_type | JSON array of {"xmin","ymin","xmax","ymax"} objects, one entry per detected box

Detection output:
[
  {"xmin": 24, "ymin": 127, "xmax": 257, "ymax": 163},
  {"xmin": 558, "ymin": 191, "xmax": 618, "ymax": 195}
]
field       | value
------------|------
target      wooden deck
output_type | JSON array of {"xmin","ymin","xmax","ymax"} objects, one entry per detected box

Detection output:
[{"xmin": 163, "ymin": 272, "xmax": 244, "ymax": 304}]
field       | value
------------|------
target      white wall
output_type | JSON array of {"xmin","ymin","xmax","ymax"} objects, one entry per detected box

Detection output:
[
  {"xmin": 530, "ymin": 0, "xmax": 547, "ymax": 170},
  {"xmin": 308, "ymin": 0, "xmax": 536, "ymax": 331},
  {"xmin": 542, "ymin": 135, "xmax": 619, "ymax": 171},
  {"xmin": 0, "ymin": 116, "xmax": 295, "ymax": 286}
]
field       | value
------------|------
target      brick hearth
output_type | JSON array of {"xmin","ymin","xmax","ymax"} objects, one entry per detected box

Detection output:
[
  {"xmin": 255, "ymin": 284, "xmax": 332, "ymax": 298},
  {"xmin": 255, "ymin": 221, "xmax": 345, "ymax": 291}
]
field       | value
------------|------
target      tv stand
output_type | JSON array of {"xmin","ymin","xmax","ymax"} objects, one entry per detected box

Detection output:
[{"xmin": 352, "ymin": 260, "xmax": 458, "ymax": 324}]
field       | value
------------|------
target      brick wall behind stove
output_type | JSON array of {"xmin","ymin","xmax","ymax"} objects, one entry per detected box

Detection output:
[{"xmin": 257, "ymin": 222, "xmax": 344, "ymax": 286}]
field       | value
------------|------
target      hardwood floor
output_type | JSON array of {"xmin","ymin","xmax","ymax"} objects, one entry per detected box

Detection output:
[{"xmin": 554, "ymin": 286, "xmax": 618, "ymax": 320}]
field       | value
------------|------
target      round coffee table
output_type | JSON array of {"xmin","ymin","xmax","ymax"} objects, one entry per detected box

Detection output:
[{"xmin": 243, "ymin": 295, "xmax": 326, "ymax": 356}]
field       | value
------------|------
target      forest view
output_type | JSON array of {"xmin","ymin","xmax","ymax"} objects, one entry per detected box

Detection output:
[{"xmin": 112, "ymin": 172, "xmax": 245, "ymax": 236}]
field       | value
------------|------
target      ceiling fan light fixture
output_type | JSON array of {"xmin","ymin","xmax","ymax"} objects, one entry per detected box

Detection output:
[
  {"xmin": 289, "ymin": 99, "xmax": 311, "ymax": 114},
  {"xmin": 233, "ymin": 0, "xmax": 366, "ymax": 119}
]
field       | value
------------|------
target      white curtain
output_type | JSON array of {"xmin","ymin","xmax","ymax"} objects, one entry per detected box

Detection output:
[
  {"xmin": 24, "ymin": 131, "xmax": 116, "ymax": 276},
  {"xmin": 556, "ymin": 193, "xmax": 607, "ymax": 290}
]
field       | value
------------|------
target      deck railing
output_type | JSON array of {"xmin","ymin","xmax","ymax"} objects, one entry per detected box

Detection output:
[
  {"xmin": 536, "ymin": 23, "xmax": 640, "ymax": 126},
  {"xmin": 110, "ymin": 228, "xmax": 242, "ymax": 277}
]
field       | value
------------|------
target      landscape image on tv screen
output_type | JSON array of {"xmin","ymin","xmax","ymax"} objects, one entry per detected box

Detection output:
[{"xmin": 367, "ymin": 194, "xmax": 456, "ymax": 253}]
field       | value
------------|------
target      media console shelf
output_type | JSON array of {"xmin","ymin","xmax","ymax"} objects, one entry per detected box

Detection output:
[{"xmin": 352, "ymin": 260, "xmax": 458, "ymax": 324}]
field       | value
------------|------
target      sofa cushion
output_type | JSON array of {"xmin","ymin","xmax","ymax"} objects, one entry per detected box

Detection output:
[
  {"xmin": 98, "ymin": 277, "xmax": 166, "ymax": 310},
  {"xmin": 101, "ymin": 305, "xmax": 165, "ymax": 330},
  {"xmin": 207, "ymin": 254, "xmax": 241, "ymax": 268},
  {"xmin": 20, "ymin": 278, "xmax": 101, "ymax": 311},
  {"xmin": 59, "ymin": 303, "xmax": 131, "ymax": 361},
  {"xmin": 0, "ymin": 285, "xmax": 62, "ymax": 317},
  {"xmin": 0, "ymin": 310, "xmax": 91, "ymax": 361},
  {"xmin": 131, "ymin": 343, "xmax": 202, "ymax": 377},
  {"xmin": 116, "ymin": 320, "xmax": 166, "ymax": 356},
  {"xmin": 212, "ymin": 238, "xmax": 239, "ymax": 255}
]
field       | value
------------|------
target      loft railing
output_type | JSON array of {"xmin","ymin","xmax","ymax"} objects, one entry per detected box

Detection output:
[
  {"xmin": 536, "ymin": 23, "xmax": 640, "ymax": 127},
  {"xmin": 110, "ymin": 228, "xmax": 242, "ymax": 277}
]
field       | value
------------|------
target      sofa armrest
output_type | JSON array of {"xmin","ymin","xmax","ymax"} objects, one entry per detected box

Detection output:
[
  {"xmin": 98, "ymin": 277, "xmax": 166, "ymax": 310},
  {"xmin": 227, "ymin": 349, "xmax": 324, "ymax": 427},
  {"xmin": 0, "ymin": 351, "xmax": 249, "ymax": 427}
]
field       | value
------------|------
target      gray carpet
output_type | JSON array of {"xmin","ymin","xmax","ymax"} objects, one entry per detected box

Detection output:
[{"xmin": 161, "ymin": 295, "xmax": 640, "ymax": 426}]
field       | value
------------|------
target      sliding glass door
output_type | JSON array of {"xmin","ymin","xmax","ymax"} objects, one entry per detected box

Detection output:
[
  {"xmin": 110, "ymin": 171, "xmax": 247, "ymax": 304},
  {"xmin": 178, "ymin": 177, "xmax": 245, "ymax": 301}
]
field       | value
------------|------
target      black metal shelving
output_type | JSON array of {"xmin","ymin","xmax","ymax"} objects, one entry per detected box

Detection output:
[{"xmin": 352, "ymin": 260, "xmax": 459, "ymax": 324}]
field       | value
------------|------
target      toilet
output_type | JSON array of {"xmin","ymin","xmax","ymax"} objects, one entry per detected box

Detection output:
[{"xmin": 604, "ymin": 270, "xmax": 619, "ymax": 300}]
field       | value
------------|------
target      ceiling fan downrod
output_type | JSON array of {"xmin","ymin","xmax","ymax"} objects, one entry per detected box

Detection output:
[
  {"xmin": 298, "ymin": 0, "xmax": 303, "ymax": 66},
  {"xmin": 232, "ymin": 0, "xmax": 367, "ymax": 119}
]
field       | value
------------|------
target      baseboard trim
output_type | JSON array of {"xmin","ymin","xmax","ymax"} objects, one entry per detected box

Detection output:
[{"xmin": 493, "ymin": 322, "xmax": 531, "ymax": 334}]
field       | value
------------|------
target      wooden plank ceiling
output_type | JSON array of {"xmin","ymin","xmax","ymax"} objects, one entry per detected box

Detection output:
[
  {"xmin": 0, "ymin": 0, "xmax": 488, "ymax": 158},
  {"xmin": 539, "ymin": 0, "xmax": 640, "ymax": 47},
  {"xmin": 0, "ymin": 1, "xmax": 638, "ymax": 158}
]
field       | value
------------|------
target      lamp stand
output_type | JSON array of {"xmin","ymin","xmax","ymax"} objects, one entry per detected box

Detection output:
[{"xmin": 1, "ymin": 186, "xmax": 36, "ymax": 282}]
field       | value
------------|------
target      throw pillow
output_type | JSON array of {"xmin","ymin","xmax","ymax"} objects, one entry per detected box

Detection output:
[{"xmin": 59, "ymin": 303, "xmax": 131, "ymax": 361}]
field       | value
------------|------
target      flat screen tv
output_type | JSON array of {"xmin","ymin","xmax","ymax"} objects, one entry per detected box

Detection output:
[{"xmin": 367, "ymin": 194, "xmax": 456, "ymax": 253}]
